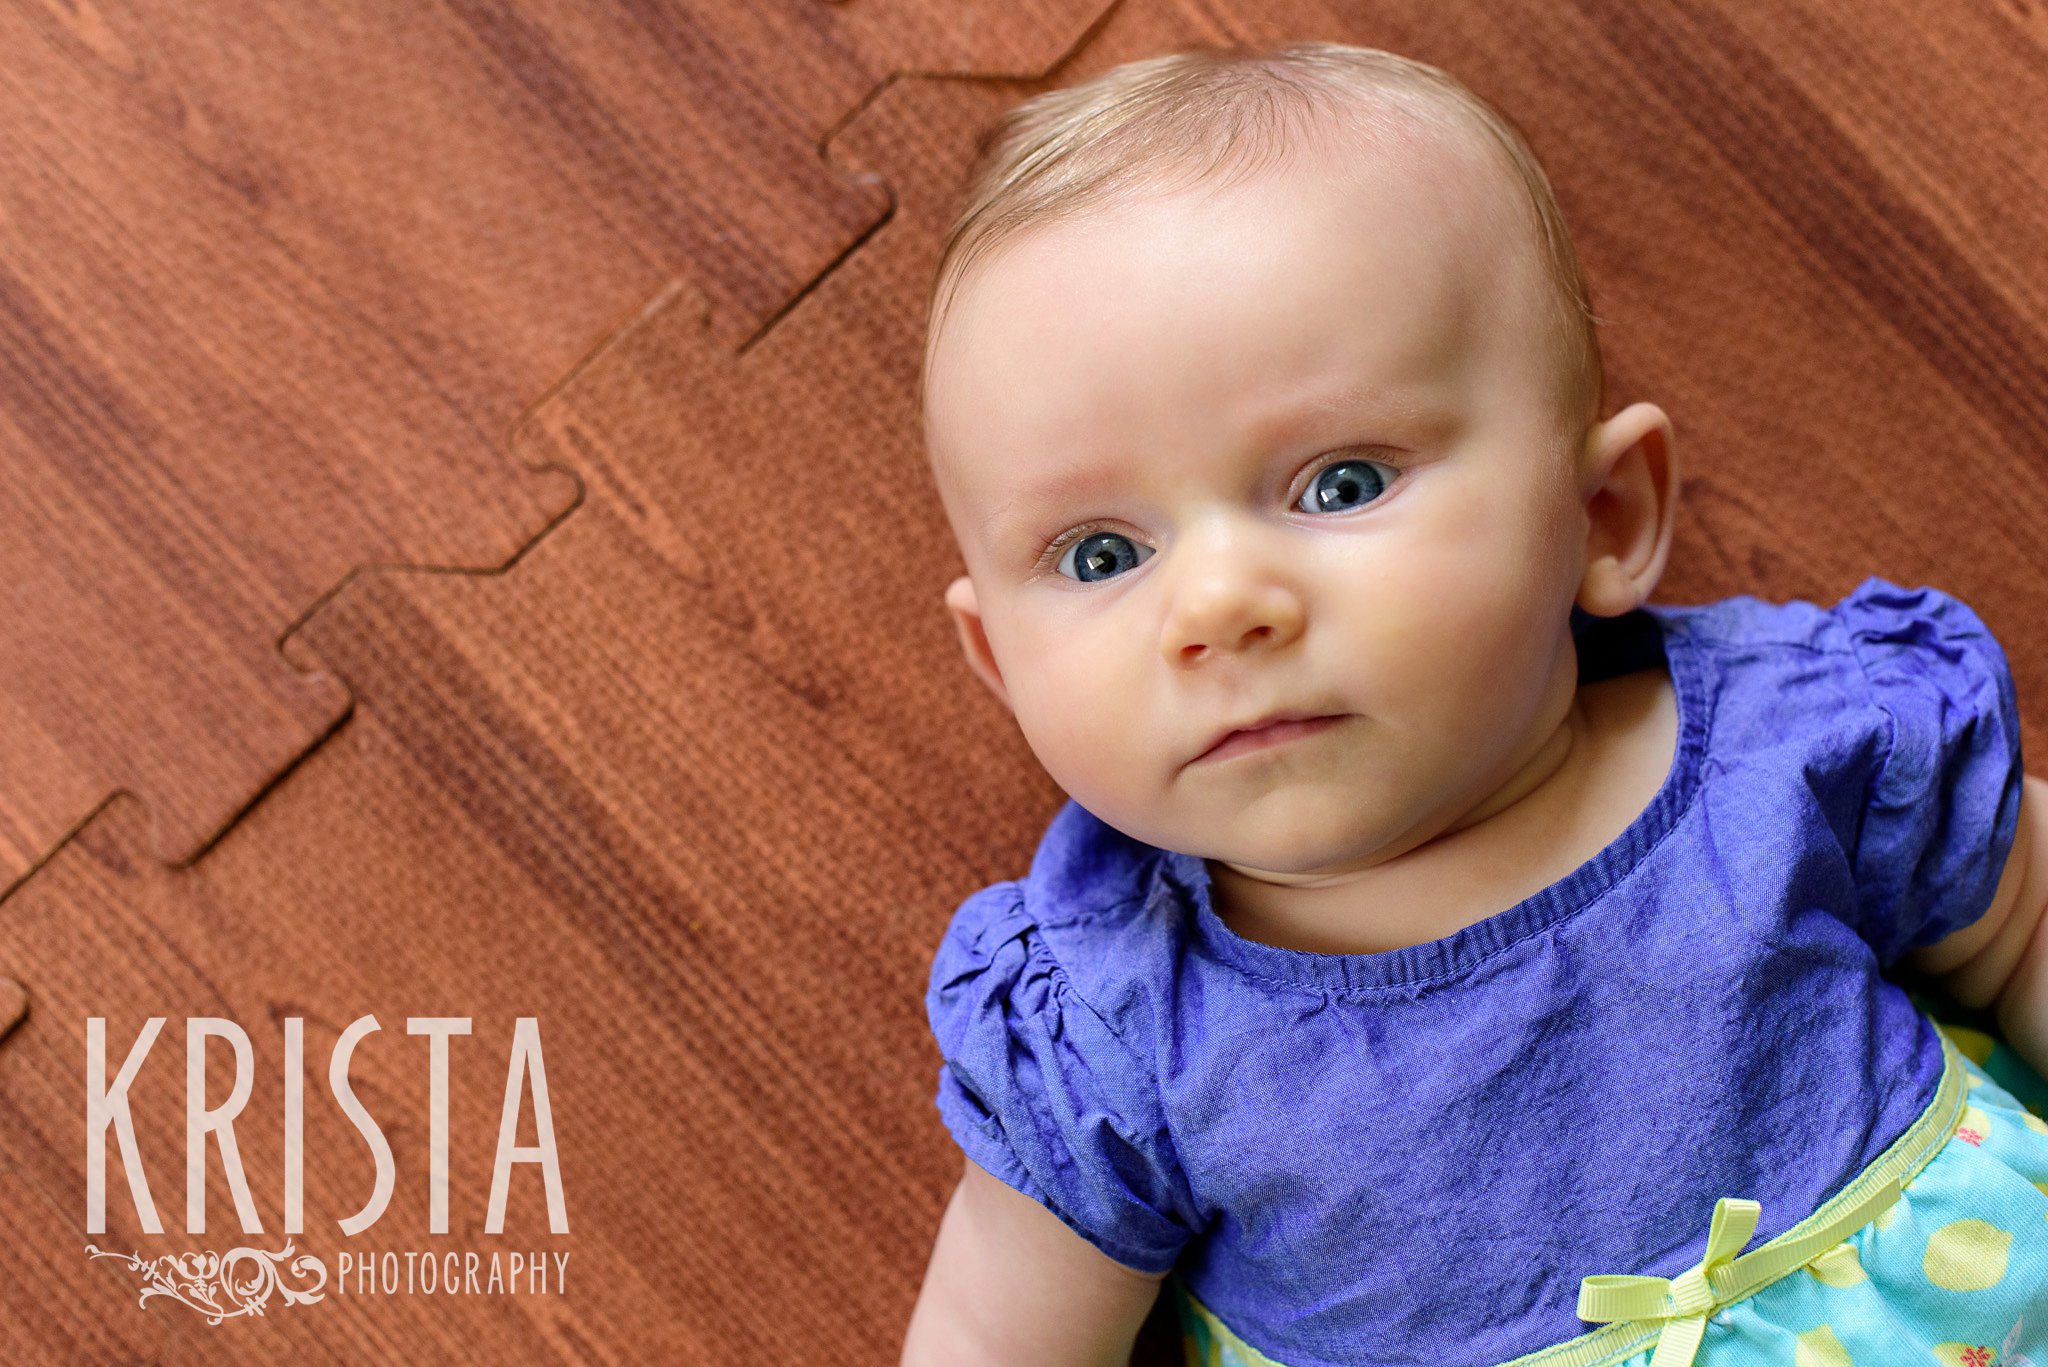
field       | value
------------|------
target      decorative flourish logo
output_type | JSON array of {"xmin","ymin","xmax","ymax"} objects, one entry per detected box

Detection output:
[{"xmin": 83, "ymin": 1239, "xmax": 329, "ymax": 1324}]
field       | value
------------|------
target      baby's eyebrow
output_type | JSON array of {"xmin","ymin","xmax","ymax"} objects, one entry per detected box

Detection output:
[{"xmin": 976, "ymin": 463, "xmax": 1118, "ymax": 545}]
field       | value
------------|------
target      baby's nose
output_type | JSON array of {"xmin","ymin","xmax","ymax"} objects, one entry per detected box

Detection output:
[{"xmin": 1159, "ymin": 554, "xmax": 1307, "ymax": 666}]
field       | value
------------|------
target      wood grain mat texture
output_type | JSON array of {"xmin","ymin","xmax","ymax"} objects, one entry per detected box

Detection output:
[
  {"xmin": 3, "ymin": 0, "xmax": 2048, "ymax": 1364},
  {"xmin": 0, "ymin": 0, "xmax": 1112, "ymax": 1361},
  {"xmin": 0, "ymin": 0, "xmax": 1108, "ymax": 897}
]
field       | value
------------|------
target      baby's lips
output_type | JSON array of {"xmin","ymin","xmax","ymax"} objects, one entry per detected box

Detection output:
[{"xmin": 1189, "ymin": 710, "xmax": 1350, "ymax": 765}]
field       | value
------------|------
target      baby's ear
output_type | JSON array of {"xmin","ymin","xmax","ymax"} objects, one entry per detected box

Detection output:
[
  {"xmin": 944, "ymin": 574, "xmax": 1012, "ymax": 713},
  {"xmin": 1575, "ymin": 401, "xmax": 1679, "ymax": 619}
]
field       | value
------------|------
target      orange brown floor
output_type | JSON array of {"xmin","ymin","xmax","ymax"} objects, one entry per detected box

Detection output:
[{"xmin": 1, "ymin": 1, "xmax": 2045, "ymax": 1363}]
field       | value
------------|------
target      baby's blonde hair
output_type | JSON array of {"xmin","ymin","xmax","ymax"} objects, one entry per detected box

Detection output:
[{"xmin": 920, "ymin": 40, "xmax": 1606, "ymax": 444}]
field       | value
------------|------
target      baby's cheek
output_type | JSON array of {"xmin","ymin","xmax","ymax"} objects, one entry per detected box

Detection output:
[
  {"xmin": 1006, "ymin": 632, "xmax": 1132, "ymax": 773},
  {"xmin": 1352, "ymin": 546, "xmax": 1553, "ymax": 725},
  {"xmin": 1007, "ymin": 635, "xmax": 1105, "ymax": 754}
]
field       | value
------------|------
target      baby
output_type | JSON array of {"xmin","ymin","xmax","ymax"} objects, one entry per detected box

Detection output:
[{"xmin": 902, "ymin": 40, "xmax": 2048, "ymax": 1367}]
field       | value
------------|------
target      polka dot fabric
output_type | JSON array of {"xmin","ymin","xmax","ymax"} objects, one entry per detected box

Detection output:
[{"xmin": 1173, "ymin": 1000, "xmax": 2048, "ymax": 1367}]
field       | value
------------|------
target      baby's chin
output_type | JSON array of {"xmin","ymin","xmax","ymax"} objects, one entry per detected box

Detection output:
[
  {"xmin": 1202, "ymin": 832, "xmax": 1388, "ymax": 883},
  {"xmin": 1099, "ymin": 793, "xmax": 1396, "ymax": 874}
]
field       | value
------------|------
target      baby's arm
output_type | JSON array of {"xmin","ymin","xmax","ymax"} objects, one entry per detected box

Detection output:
[
  {"xmin": 1901, "ymin": 773, "xmax": 2048, "ymax": 1071},
  {"xmin": 901, "ymin": 1156, "xmax": 1169, "ymax": 1367}
]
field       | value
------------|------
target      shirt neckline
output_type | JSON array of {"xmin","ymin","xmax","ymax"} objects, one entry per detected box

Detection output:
[{"xmin": 1162, "ymin": 602, "xmax": 1710, "ymax": 992}]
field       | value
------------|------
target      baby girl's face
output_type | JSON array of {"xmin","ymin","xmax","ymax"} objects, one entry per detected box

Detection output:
[{"xmin": 923, "ymin": 128, "xmax": 1602, "ymax": 880}]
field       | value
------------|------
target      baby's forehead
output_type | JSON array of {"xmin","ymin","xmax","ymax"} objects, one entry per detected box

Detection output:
[
  {"xmin": 930, "ymin": 131, "xmax": 1535, "ymax": 396},
  {"xmin": 922, "ymin": 114, "xmax": 1562, "ymax": 534},
  {"xmin": 931, "ymin": 114, "xmax": 1536, "ymax": 365},
  {"xmin": 1260, "ymin": 118, "xmax": 1536, "ymax": 280}
]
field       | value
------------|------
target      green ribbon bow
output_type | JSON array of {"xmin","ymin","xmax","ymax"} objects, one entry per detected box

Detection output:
[{"xmin": 1576, "ymin": 1178, "xmax": 1902, "ymax": 1367}]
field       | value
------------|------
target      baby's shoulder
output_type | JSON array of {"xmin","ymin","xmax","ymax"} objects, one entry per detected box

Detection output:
[
  {"xmin": 1676, "ymin": 575, "xmax": 2000, "ymax": 664},
  {"xmin": 930, "ymin": 805, "xmax": 1196, "ymax": 1050},
  {"xmin": 1651, "ymin": 585, "xmax": 1866, "ymax": 772},
  {"xmin": 1664, "ymin": 579, "xmax": 2020, "ymax": 895},
  {"xmin": 1671, "ymin": 581, "xmax": 1860, "ymax": 658},
  {"xmin": 1672, "ymin": 577, "xmax": 2010, "ymax": 746}
]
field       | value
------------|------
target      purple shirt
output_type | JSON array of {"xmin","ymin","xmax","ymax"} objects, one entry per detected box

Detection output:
[{"xmin": 925, "ymin": 577, "xmax": 2025, "ymax": 1366}]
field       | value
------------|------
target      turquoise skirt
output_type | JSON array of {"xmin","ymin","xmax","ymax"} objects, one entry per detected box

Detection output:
[{"xmin": 1174, "ymin": 993, "xmax": 2048, "ymax": 1367}]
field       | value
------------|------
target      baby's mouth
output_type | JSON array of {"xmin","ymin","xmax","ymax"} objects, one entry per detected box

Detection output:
[{"xmin": 1190, "ymin": 713, "xmax": 1349, "ymax": 766}]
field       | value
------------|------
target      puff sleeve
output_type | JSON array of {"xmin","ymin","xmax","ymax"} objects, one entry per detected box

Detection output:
[
  {"xmin": 1835, "ymin": 577, "xmax": 2026, "ymax": 970},
  {"xmin": 925, "ymin": 882, "xmax": 1199, "ymax": 1274}
]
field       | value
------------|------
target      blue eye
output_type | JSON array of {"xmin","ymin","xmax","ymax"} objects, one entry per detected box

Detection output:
[
  {"xmin": 1057, "ymin": 531, "xmax": 1154, "ymax": 584},
  {"xmin": 1046, "ymin": 455, "xmax": 1398, "ymax": 585},
  {"xmin": 1297, "ymin": 458, "xmax": 1394, "ymax": 514}
]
